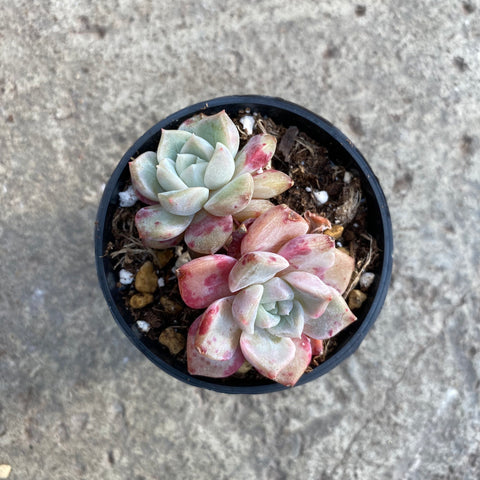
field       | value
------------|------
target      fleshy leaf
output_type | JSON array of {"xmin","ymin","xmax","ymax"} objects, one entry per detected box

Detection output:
[
  {"xmin": 277, "ymin": 234, "xmax": 336, "ymax": 277},
  {"xmin": 241, "ymin": 204, "xmax": 309, "ymax": 254},
  {"xmin": 231, "ymin": 284, "xmax": 264, "ymax": 334},
  {"xmin": 255, "ymin": 305, "xmax": 281, "ymax": 329},
  {"xmin": 268, "ymin": 300, "xmax": 305, "ymax": 339},
  {"xmin": 156, "ymin": 158, "xmax": 188, "ymax": 191},
  {"xmin": 135, "ymin": 204, "xmax": 193, "ymax": 244},
  {"xmin": 184, "ymin": 210, "xmax": 233, "ymax": 254},
  {"xmin": 303, "ymin": 292, "xmax": 357, "ymax": 340},
  {"xmin": 179, "ymin": 162, "xmax": 208, "ymax": 187},
  {"xmin": 157, "ymin": 129, "xmax": 192, "ymax": 160},
  {"xmin": 157, "ymin": 187, "xmax": 209, "ymax": 216},
  {"xmin": 194, "ymin": 297, "xmax": 241, "ymax": 361},
  {"xmin": 175, "ymin": 153, "xmax": 198, "ymax": 175},
  {"xmin": 261, "ymin": 277, "xmax": 295, "ymax": 303},
  {"xmin": 309, "ymin": 337, "xmax": 324, "ymax": 356},
  {"xmin": 203, "ymin": 173, "xmax": 254, "ymax": 217},
  {"xmin": 240, "ymin": 329, "xmax": 296, "ymax": 380},
  {"xmin": 179, "ymin": 110, "xmax": 240, "ymax": 157},
  {"xmin": 252, "ymin": 169, "xmax": 294, "ymax": 199},
  {"xmin": 277, "ymin": 299, "xmax": 294, "ymax": 316},
  {"xmin": 187, "ymin": 315, "xmax": 245, "ymax": 378},
  {"xmin": 320, "ymin": 248, "xmax": 355, "ymax": 294},
  {"xmin": 232, "ymin": 199, "xmax": 275, "ymax": 223},
  {"xmin": 177, "ymin": 254, "xmax": 236, "ymax": 309},
  {"xmin": 228, "ymin": 251, "xmax": 289, "ymax": 292},
  {"xmin": 129, "ymin": 151, "xmax": 163, "ymax": 203},
  {"xmin": 281, "ymin": 271, "xmax": 334, "ymax": 318},
  {"xmin": 304, "ymin": 211, "xmax": 332, "ymax": 233},
  {"xmin": 203, "ymin": 142, "xmax": 235, "ymax": 190},
  {"xmin": 274, "ymin": 335, "xmax": 312, "ymax": 387},
  {"xmin": 234, "ymin": 134, "xmax": 277, "ymax": 177},
  {"xmin": 180, "ymin": 134, "xmax": 215, "ymax": 161}
]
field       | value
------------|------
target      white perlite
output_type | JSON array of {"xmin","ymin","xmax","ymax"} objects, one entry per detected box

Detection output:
[
  {"xmin": 360, "ymin": 272, "xmax": 375, "ymax": 289},
  {"xmin": 158, "ymin": 277, "xmax": 165, "ymax": 288},
  {"xmin": 239, "ymin": 115, "xmax": 255, "ymax": 135},
  {"xmin": 136, "ymin": 321, "xmax": 151, "ymax": 332},
  {"xmin": 119, "ymin": 269, "xmax": 135, "ymax": 285},
  {"xmin": 313, "ymin": 190, "xmax": 329, "ymax": 205},
  {"xmin": 343, "ymin": 171, "xmax": 353, "ymax": 184},
  {"xmin": 118, "ymin": 185, "xmax": 138, "ymax": 207}
]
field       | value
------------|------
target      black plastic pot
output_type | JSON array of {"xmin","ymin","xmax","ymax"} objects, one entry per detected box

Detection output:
[{"xmin": 95, "ymin": 95, "xmax": 393, "ymax": 394}]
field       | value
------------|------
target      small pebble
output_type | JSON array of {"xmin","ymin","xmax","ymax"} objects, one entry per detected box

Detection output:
[
  {"xmin": 159, "ymin": 327, "xmax": 186, "ymax": 355},
  {"xmin": 136, "ymin": 320, "xmax": 151, "ymax": 333},
  {"xmin": 305, "ymin": 186, "xmax": 312, "ymax": 193},
  {"xmin": 240, "ymin": 115, "xmax": 255, "ymax": 135},
  {"xmin": 118, "ymin": 185, "xmax": 138, "ymax": 207},
  {"xmin": 157, "ymin": 277, "xmax": 165, "ymax": 288},
  {"xmin": 313, "ymin": 190, "xmax": 329, "ymax": 205},
  {"xmin": 360, "ymin": 272, "xmax": 375, "ymax": 290},
  {"xmin": 135, "ymin": 261, "xmax": 158, "ymax": 293},
  {"xmin": 324, "ymin": 225, "xmax": 344, "ymax": 240},
  {"xmin": 236, "ymin": 361, "xmax": 253, "ymax": 375},
  {"xmin": 119, "ymin": 269, "xmax": 134, "ymax": 285},
  {"xmin": 129, "ymin": 293, "xmax": 154, "ymax": 309},
  {"xmin": 348, "ymin": 289, "xmax": 367, "ymax": 310},
  {"xmin": 0, "ymin": 465, "xmax": 12, "ymax": 479}
]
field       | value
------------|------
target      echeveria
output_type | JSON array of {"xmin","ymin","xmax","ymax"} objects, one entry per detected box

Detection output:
[
  {"xmin": 129, "ymin": 111, "xmax": 293, "ymax": 253},
  {"xmin": 177, "ymin": 205, "xmax": 357, "ymax": 386}
]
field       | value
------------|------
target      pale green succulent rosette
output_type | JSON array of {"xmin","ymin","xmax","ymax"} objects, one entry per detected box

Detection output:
[{"xmin": 129, "ymin": 111, "xmax": 293, "ymax": 254}]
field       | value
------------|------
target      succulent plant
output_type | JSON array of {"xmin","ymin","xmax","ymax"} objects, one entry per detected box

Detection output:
[
  {"xmin": 177, "ymin": 205, "xmax": 357, "ymax": 386},
  {"xmin": 129, "ymin": 111, "xmax": 293, "ymax": 254}
]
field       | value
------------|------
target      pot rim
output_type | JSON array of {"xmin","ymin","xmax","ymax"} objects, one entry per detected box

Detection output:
[{"xmin": 95, "ymin": 95, "xmax": 393, "ymax": 394}]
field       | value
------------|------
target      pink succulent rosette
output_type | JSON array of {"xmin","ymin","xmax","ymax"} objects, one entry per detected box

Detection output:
[
  {"xmin": 177, "ymin": 205, "xmax": 357, "ymax": 386},
  {"xmin": 129, "ymin": 111, "xmax": 293, "ymax": 254}
]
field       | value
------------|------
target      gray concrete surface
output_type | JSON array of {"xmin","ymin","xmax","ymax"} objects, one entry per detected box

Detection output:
[{"xmin": 1, "ymin": 1, "xmax": 479, "ymax": 478}]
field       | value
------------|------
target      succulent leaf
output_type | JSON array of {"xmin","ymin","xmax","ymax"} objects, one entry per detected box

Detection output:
[
  {"xmin": 241, "ymin": 204, "xmax": 309, "ymax": 254},
  {"xmin": 277, "ymin": 234, "xmax": 336, "ymax": 277},
  {"xmin": 203, "ymin": 173, "xmax": 254, "ymax": 217},
  {"xmin": 228, "ymin": 251, "xmax": 289, "ymax": 292},
  {"xmin": 179, "ymin": 162, "xmax": 208, "ymax": 187},
  {"xmin": 232, "ymin": 199, "xmax": 275, "ymax": 223},
  {"xmin": 129, "ymin": 151, "xmax": 163, "ymax": 204},
  {"xmin": 175, "ymin": 153, "xmax": 198, "ymax": 175},
  {"xmin": 231, "ymin": 284, "xmax": 264, "ymax": 334},
  {"xmin": 273, "ymin": 335, "xmax": 312, "ymax": 387},
  {"xmin": 252, "ymin": 169, "xmax": 294, "ymax": 199},
  {"xmin": 268, "ymin": 300, "xmax": 305, "ymax": 339},
  {"xmin": 234, "ymin": 134, "xmax": 277, "ymax": 177},
  {"xmin": 194, "ymin": 297, "xmax": 241, "ymax": 361},
  {"xmin": 177, "ymin": 254, "xmax": 236, "ymax": 309},
  {"xmin": 180, "ymin": 134, "xmax": 215, "ymax": 161},
  {"xmin": 240, "ymin": 329, "xmax": 296, "ymax": 380},
  {"xmin": 187, "ymin": 315, "xmax": 245, "ymax": 378},
  {"xmin": 255, "ymin": 305, "xmax": 281, "ymax": 329},
  {"xmin": 281, "ymin": 271, "xmax": 334, "ymax": 318},
  {"xmin": 157, "ymin": 129, "xmax": 192, "ymax": 160},
  {"xmin": 135, "ymin": 204, "xmax": 193, "ymax": 244},
  {"xmin": 156, "ymin": 158, "xmax": 188, "ymax": 191},
  {"xmin": 179, "ymin": 110, "xmax": 240, "ymax": 157},
  {"xmin": 184, "ymin": 210, "xmax": 233, "ymax": 254},
  {"xmin": 303, "ymin": 292, "xmax": 357, "ymax": 340},
  {"xmin": 320, "ymin": 248, "xmax": 355, "ymax": 294},
  {"xmin": 261, "ymin": 277, "xmax": 295, "ymax": 303},
  {"xmin": 203, "ymin": 142, "xmax": 235, "ymax": 190},
  {"xmin": 157, "ymin": 187, "xmax": 209, "ymax": 216}
]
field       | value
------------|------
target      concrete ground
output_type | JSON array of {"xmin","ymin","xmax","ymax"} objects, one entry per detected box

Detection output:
[{"xmin": 1, "ymin": 1, "xmax": 479, "ymax": 479}]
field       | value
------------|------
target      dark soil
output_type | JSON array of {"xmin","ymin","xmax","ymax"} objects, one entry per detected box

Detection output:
[{"xmin": 105, "ymin": 113, "xmax": 381, "ymax": 383}]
